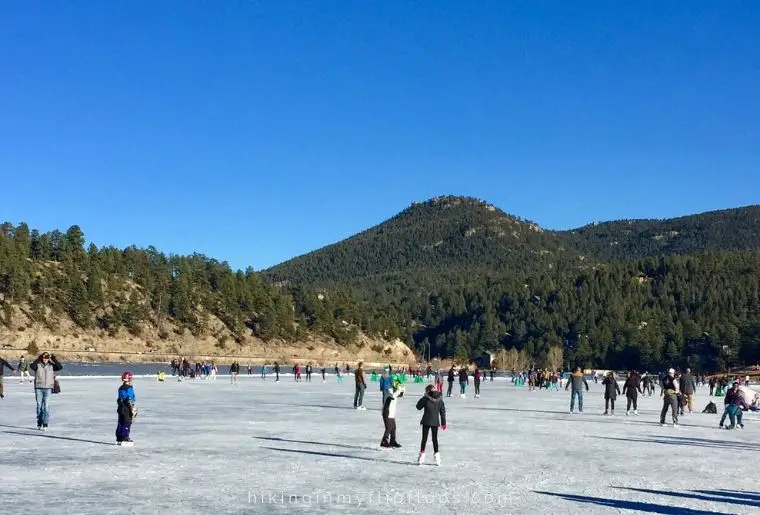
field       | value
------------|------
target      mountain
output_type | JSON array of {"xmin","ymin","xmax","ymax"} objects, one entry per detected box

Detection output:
[
  {"xmin": 265, "ymin": 197, "xmax": 760, "ymax": 372},
  {"xmin": 267, "ymin": 196, "xmax": 577, "ymax": 287},
  {"xmin": 267, "ymin": 197, "xmax": 760, "ymax": 285}
]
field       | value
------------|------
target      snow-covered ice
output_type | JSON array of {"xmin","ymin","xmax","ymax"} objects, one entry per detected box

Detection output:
[{"xmin": 1, "ymin": 375, "xmax": 759, "ymax": 514}]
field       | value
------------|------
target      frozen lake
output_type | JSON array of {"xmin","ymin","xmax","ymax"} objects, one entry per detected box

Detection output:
[{"xmin": 0, "ymin": 375, "xmax": 758, "ymax": 514}]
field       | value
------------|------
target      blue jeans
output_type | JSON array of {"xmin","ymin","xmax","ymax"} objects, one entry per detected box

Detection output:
[
  {"xmin": 35, "ymin": 388, "xmax": 52, "ymax": 426},
  {"xmin": 570, "ymin": 390, "xmax": 584, "ymax": 412},
  {"xmin": 460, "ymin": 381, "xmax": 467, "ymax": 395}
]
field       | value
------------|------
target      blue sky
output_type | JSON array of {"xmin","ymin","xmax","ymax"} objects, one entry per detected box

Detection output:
[{"xmin": 1, "ymin": 1, "xmax": 758, "ymax": 270}]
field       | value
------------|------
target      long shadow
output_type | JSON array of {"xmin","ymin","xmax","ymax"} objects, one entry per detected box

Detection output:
[
  {"xmin": 0, "ymin": 423, "xmax": 37, "ymax": 431},
  {"xmin": 253, "ymin": 436, "xmax": 372, "ymax": 451},
  {"xmin": 261, "ymin": 446, "xmax": 414, "ymax": 467},
  {"xmin": 702, "ymin": 490, "xmax": 760, "ymax": 501},
  {"xmin": 535, "ymin": 491, "xmax": 731, "ymax": 515},
  {"xmin": 2, "ymin": 430, "xmax": 114, "ymax": 447},
  {"xmin": 616, "ymin": 487, "xmax": 760, "ymax": 509},
  {"xmin": 590, "ymin": 435, "xmax": 759, "ymax": 452}
]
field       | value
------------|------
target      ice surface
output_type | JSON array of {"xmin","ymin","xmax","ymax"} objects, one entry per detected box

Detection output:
[{"xmin": 1, "ymin": 375, "xmax": 759, "ymax": 514}]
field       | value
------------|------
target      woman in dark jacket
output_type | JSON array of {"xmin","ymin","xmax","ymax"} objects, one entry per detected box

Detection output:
[
  {"xmin": 622, "ymin": 371, "xmax": 643, "ymax": 415},
  {"xmin": 602, "ymin": 371, "xmax": 620, "ymax": 415},
  {"xmin": 458, "ymin": 367, "xmax": 469, "ymax": 398},
  {"xmin": 416, "ymin": 385, "xmax": 446, "ymax": 466}
]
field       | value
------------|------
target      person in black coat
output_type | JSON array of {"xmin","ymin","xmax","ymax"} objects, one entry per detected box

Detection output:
[
  {"xmin": 416, "ymin": 384, "xmax": 446, "ymax": 465},
  {"xmin": 602, "ymin": 371, "xmax": 621, "ymax": 415},
  {"xmin": 622, "ymin": 371, "xmax": 643, "ymax": 415},
  {"xmin": 446, "ymin": 366, "xmax": 455, "ymax": 397},
  {"xmin": 660, "ymin": 368, "xmax": 680, "ymax": 426}
]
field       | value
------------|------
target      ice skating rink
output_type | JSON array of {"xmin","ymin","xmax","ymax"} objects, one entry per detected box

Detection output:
[{"xmin": 1, "ymin": 376, "xmax": 758, "ymax": 514}]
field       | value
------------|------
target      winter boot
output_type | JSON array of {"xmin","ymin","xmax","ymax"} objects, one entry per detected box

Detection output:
[
  {"xmin": 434, "ymin": 452, "xmax": 441, "ymax": 466},
  {"xmin": 417, "ymin": 452, "xmax": 425, "ymax": 465}
]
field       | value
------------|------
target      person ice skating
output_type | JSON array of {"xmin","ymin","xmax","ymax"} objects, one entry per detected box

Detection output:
[
  {"xmin": 679, "ymin": 368, "xmax": 696, "ymax": 414},
  {"xmin": 0, "ymin": 356, "xmax": 15, "ymax": 399},
  {"xmin": 565, "ymin": 367, "xmax": 589, "ymax": 413},
  {"xmin": 29, "ymin": 352, "xmax": 63, "ymax": 430},
  {"xmin": 321, "ymin": 365, "xmax": 326, "ymax": 383},
  {"xmin": 416, "ymin": 384, "xmax": 446, "ymax": 466},
  {"xmin": 435, "ymin": 370, "xmax": 443, "ymax": 393},
  {"xmin": 230, "ymin": 361, "xmax": 240, "ymax": 384},
  {"xmin": 473, "ymin": 367, "xmax": 481, "ymax": 398},
  {"xmin": 306, "ymin": 362, "xmax": 312, "ymax": 382},
  {"xmin": 446, "ymin": 366, "xmax": 455, "ymax": 397},
  {"xmin": 490, "ymin": 366, "xmax": 495, "ymax": 382},
  {"xmin": 293, "ymin": 363, "xmax": 301, "ymax": 382},
  {"xmin": 18, "ymin": 355, "xmax": 31, "ymax": 383},
  {"xmin": 458, "ymin": 366, "xmax": 469, "ymax": 398},
  {"xmin": 602, "ymin": 371, "xmax": 620, "ymax": 415},
  {"xmin": 116, "ymin": 371, "xmax": 137, "ymax": 446},
  {"xmin": 354, "ymin": 362, "xmax": 366, "ymax": 410},
  {"xmin": 336, "ymin": 368, "xmax": 344, "ymax": 383},
  {"xmin": 623, "ymin": 371, "xmax": 643, "ymax": 415},
  {"xmin": 660, "ymin": 368, "xmax": 680, "ymax": 427},
  {"xmin": 380, "ymin": 378, "xmax": 405, "ymax": 448},
  {"xmin": 724, "ymin": 382, "xmax": 748, "ymax": 429},
  {"xmin": 273, "ymin": 362, "xmax": 280, "ymax": 383}
]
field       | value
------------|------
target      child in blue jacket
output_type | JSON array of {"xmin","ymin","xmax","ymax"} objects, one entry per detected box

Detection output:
[{"xmin": 117, "ymin": 371, "xmax": 137, "ymax": 446}]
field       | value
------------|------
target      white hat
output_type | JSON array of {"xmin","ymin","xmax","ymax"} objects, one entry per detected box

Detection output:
[{"xmin": 668, "ymin": 368, "xmax": 675, "ymax": 374}]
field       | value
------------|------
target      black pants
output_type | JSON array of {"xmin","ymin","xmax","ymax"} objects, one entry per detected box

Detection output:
[
  {"xmin": 306, "ymin": 372, "xmax": 311, "ymax": 382},
  {"xmin": 605, "ymin": 397, "xmax": 615, "ymax": 411},
  {"xmin": 447, "ymin": 381, "xmax": 453, "ymax": 397},
  {"xmin": 626, "ymin": 396, "xmax": 638, "ymax": 411},
  {"xmin": 420, "ymin": 425, "xmax": 439, "ymax": 453},
  {"xmin": 382, "ymin": 416, "xmax": 397, "ymax": 444},
  {"xmin": 660, "ymin": 394, "xmax": 679, "ymax": 424},
  {"xmin": 474, "ymin": 382, "xmax": 480, "ymax": 395}
]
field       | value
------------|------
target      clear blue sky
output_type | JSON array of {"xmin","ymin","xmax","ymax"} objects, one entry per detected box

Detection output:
[{"xmin": 1, "ymin": 1, "xmax": 758, "ymax": 270}]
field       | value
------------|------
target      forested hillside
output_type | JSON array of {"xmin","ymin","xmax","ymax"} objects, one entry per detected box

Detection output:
[
  {"xmin": 558, "ymin": 205, "xmax": 760, "ymax": 262},
  {"xmin": 3, "ymin": 197, "xmax": 760, "ymax": 371},
  {"xmin": 267, "ymin": 197, "xmax": 760, "ymax": 371},
  {"xmin": 0, "ymin": 223, "xmax": 405, "ymax": 360}
]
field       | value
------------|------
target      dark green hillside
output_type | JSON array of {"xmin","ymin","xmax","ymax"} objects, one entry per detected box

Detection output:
[{"xmin": 557, "ymin": 205, "xmax": 760, "ymax": 262}]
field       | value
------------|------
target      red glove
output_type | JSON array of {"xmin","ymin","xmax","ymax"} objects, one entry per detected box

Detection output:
[{"xmin": 441, "ymin": 424, "xmax": 447, "ymax": 431}]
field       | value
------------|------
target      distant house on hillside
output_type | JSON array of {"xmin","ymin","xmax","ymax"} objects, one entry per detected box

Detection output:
[{"xmin": 473, "ymin": 351, "xmax": 494, "ymax": 369}]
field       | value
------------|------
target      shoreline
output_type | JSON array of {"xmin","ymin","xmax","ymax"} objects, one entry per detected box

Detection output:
[{"xmin": 0, "ymin": 347, "xmax": 412, "ymax": 369}]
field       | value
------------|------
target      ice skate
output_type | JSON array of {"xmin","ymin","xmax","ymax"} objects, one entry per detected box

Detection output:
[
  {"xmin": 390, "ymin": 442, "xmax": 401, "ymax": 448},
  {"xmin": 120, "ymin": 440, "xmax": 134, "ymax": 447},
  {"xmin": 603, "ymin": 410, "xmax": 608, "ymax": 415},
  {"xmin": 380, "ymin": 441, "xmax": 391, "ymax": 449},
  {"xmin": 417, "ymin": 452, "xmax": 425, "ymax": 465},
  {"xmin": 634, "ymin": 410, "xmax": 639, "ymax": 415},
  {"xmin": 434, "ymin": 452, "xmax": 441, "ymax": 466},
  {"xmin": 460, "ymin": 394, "xmax": 465, "ymax": 399},
  {"xmin": 626, "ymin": 410, "xmax": 630, "ymax": 416}
]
